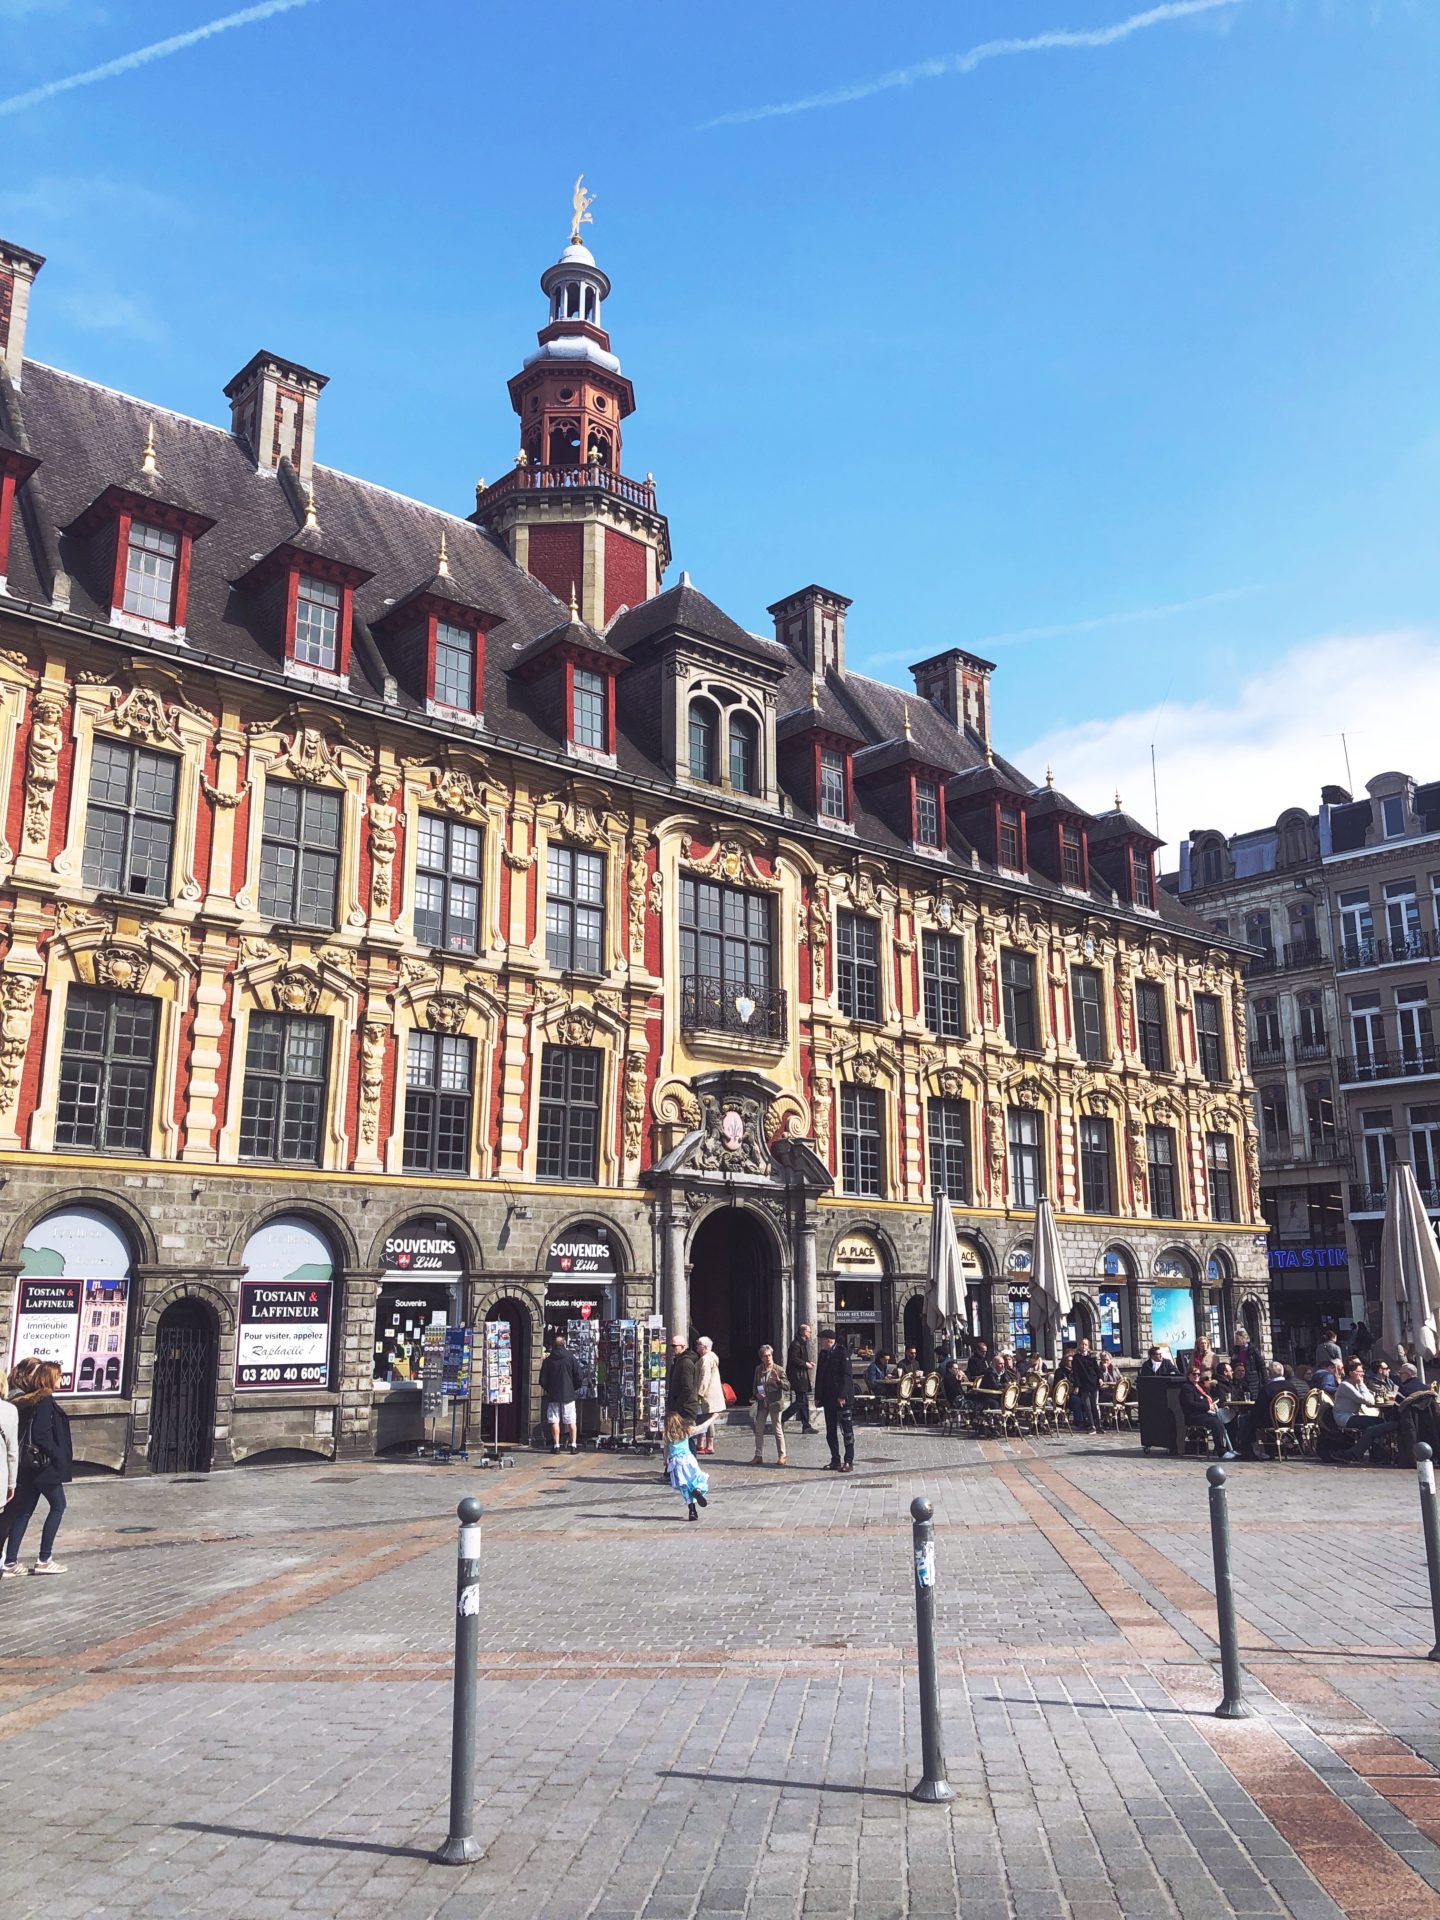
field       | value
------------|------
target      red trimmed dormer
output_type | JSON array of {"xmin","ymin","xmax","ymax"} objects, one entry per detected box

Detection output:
[
  {"xmin": 62, "ymin": 423, "xmax": 214, "ymax": 638},
  {"xmin": 231, "ymin": 498, "xmax": 371, "ymax": 690},
  {"xmin": 510, "ymin": 596, "xmax": 624, "ymax": 763},
  {"xmin": 1087, "ymin": 798, "xmax": 1162, "ymax": 911},
  {"xmin": 946, "ymin": 752, "xmax": 1030, "ymax": 874},
  {"xmin": 0, "ymin": 442, "xmax": 39, "ymax": 596},
  {"xmin": 373, "ymin": 534, "xmax": 497, "ymax": 724},
  {"xmin": 776, "ymin": 677, "xmax": 862, "ymax": 830},
  {"xmin": 1027, "ymin": 774, "xmax": 1090, "ymax": 892},
  {"xmin": 851, "ymin": 716, "xmax": 952, "ymax": 855}
]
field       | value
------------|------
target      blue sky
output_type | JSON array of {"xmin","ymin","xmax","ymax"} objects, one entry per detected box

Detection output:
[{"xmin": 2, "ymin": 0, "xmax": 1438, "ymax": 845}]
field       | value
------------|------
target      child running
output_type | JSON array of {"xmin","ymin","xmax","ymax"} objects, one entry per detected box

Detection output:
[{"xmin": 663, "ymin": 1410, "xmax": 715, "ymax": 1521}]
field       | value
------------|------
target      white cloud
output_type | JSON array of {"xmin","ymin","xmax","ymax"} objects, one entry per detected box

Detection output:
[
  {"xmin": 5, "ymin": 175, "xmax": 190, "ymax": 225},
  {"xmin": 1015, "ymin": 629, "xmax": 1440, "ymax": 848},
  {"xmin": 974, "ymin": 586, "xmax": 1260, "ymax": 649},
  {"xmin": 58, "ymin": 285, "xmax": 167, "ymax": 344},
  {"xmin": 698, "ymin": 0, "xmax": 1248, "ymax": 130}
]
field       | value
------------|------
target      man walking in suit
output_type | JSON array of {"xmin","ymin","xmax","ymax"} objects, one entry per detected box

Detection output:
[
  {"xmin": 815, "ymin": 1329, "xmax": 854, "ymax": 1474},
  {"xmin": 783, "ymin": 1323, "xmax": 817, "ymax": 1434}
]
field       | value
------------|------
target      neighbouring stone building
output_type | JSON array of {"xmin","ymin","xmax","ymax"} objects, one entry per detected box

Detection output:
[
  {"xmin": 1172, "ymin": 771, "xmax": 1440, "ymax": 1359},
  {"xmin": 0, "ymin": 212, "xmax": 1267, "ymax": 1475}
]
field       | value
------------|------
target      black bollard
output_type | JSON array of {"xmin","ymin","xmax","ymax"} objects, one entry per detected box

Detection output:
[
  {"xmin": 1415, "ymin": 1443, "xmax": 1440, "ymax": 1662},
  {"xmin": 1206, "ymin": 1464, "xmax": 1250, "ymax": 1719},
  {"xmin": 908, "ymin": 1496, "xmax": 954, "ymax": 1803},
  {"xmin": 435, "ymin": 1496, "xmax": 484, "ymax": 1864}
]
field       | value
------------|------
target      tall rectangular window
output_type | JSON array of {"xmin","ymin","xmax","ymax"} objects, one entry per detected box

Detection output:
[
  {"xmin": 258, "ymin": 781, "xmax": 341, "ymax": 929},
  {"xmin": 1195, "ymin": 993, "xmax": 1225, "ymax": 1083},
  {"xmin": 1362, "ymin": 1110, "xmax": 1394, "ymax": 1194},
  {"xmin": 679, "ymin": 878, "xmax": 772, "ymax": 991},
  {"xmin": 415, "ymin": 814, "xmax": 482, "ymax": 954},
  {"xmin": 840, "ymin": 1084, "xmax": 883, "ymax": 1196},
  {"xmin": 1339, "ymin": 890, "xmax": 1373, "ymax": 965},
  {"xmin": 1146, "ymin": 1125, "xmax": 1178, "ymax": 1217},
  {"xmin": 921, "ymin": 931, "xmax": 964, "ymax": 1037},
  {"xmin": 1349, "ymin": 991, "xmax": 1383, "ymax": 1067},
  {"xmin": 818, "ymin": 748, "xmax": 847, "ymax": 821},
  {"xmin": 293, "ymin": 575, "xmax": 342, "ymax": 670},
  {"xmin": 836, "ymin": 912, "xmax": 880, "ymax": 1022},
  {"xmin": 571, "ymin": 666, "xmax": 606, "ymax": 751},
  {"xmin": 1060, "ymin": 827, "xmax": 1084, "ymax": 888},
  {"xmin": 239, "ymin": 1013, "xmax": 328, "ymax": 1164},
  {"xmin": 1079, "ymin": 1115, "xmax": 1112, "ymax": 1213},
  {"xmin": 927, "ymin": 1097, "xmax": 969, "ymax": 1200},
  {"xmin": 1007, "ymin": 1106, "xmax": 1041, "ymax": 1207},
  {"xmin": 1396, "ymin": 987, "xmax": 1434, "ymax": 1068},
  {"xmin": 1258, "ymin": 1083, "xmax": 1290, "ymax": 1153},
  {"xmin": 122, "ymin": 522, "xmax": 178, "ymax": 623},
  {"xmin": 1135, "ymin": 980, "xmax": 1168, "ymax": 1071},
  {"xmin": 82, "ymin": 739, "xmax": 176, "ymax": 898},
  {"xmin": 1133, "ymin": 854, "xmax": 1154, "ymax": 908},
  {"xmin": 1385, "ymin": 880, "xmax": 1421, "ymax": 952},
  {"xmin": 1382, "ymin": 792, "xmax": 1406, "ymax": 838},
  {"xmin": 914, "ymin": 778, "xmax": 940, "ymax": 848},
  {"xmin": 1002, "ymin": 950, "xmax": 1037, "ymax": 1050},
  {"xmin": 1071, "ymin": 966, "xmax": 1105, "ymax": 1063},
  {"xmin": 55, "ymin": 988, "xmax": 157, "ymax": 1153},
  {"xmin": 403, "ymin": 1030, "xmax": 473, "ymax": 1174},
  {"xmin": 997, "ymin": 805, "xmax": 1022, "ymax": 871},
  {"xmin": 1207, "ymin": 1133, "xmax": 1235, "ymax": 1221},
  {"xmin": 1410, "ymin": 1105, "xmax": 1440, "ymax": 1194},
  {"xmin": 536, "ymin": 1045, "xmax": 600, "ymax": 1182},
  {"xmin": 434, "ymin": 621, "xmax": 476, "ymax": 710},
  {"xmin": 545, "ymin": 846, "xmax": 604, "ymax": 973}
]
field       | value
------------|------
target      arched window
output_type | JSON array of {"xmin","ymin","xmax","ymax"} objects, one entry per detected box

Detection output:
[
  {"xmin": 728, "ymin": 712, "xmax": 758, "ymax": 794},
  {"xmin": 688, "ymin": 699, "xmax": 718, "ymax": 783}
]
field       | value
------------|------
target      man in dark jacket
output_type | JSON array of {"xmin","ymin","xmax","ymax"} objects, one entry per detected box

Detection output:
[
  {"xmin": 538, "ymin": 1334, "xmax": 585, "ymax": 1454},
  {"xmin": 1179, "ymin": 1365, "xmax": 1237, "ymax": 1459},
  {"xmin": 814, "ymin": 1329, "xmax": 854, "ymax": 1473},
  {"xmin": 783, "ymin": 1323, "xmax": 817, "ymax": 1434},
  {"xmin": 665, "ymin": 1335, "xmax": 702, "ymax": 1419},
  {"xmin": 1070, "ymin": 1338, "xmax": 1102, "ymax": 1434},
  {"xmin": 966, "ymin": 1341, "xmax": 991, "ymax": 1382}
]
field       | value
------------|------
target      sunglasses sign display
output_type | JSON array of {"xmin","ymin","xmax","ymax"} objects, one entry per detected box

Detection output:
[{"xmin": 11, "ymin": 1207, "xmax": 133, "ymax": 1395}]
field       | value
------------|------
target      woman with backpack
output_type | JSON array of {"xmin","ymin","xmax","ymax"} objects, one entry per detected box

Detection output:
[{"xmin": 2, "ymin": 1357, "xmax": 73, "ymax": 1577}]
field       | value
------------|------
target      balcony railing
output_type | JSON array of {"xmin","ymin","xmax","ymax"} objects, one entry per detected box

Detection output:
[
  {"xmin": 1349, "ymin": 1180, "xmax": 1440, "ymax": 1214},
  {"xmin": 1259, "ymin": 1131, "xmax": 1352, "ymax": 1170},
  {"xmin": 1291, "ymin": 1036, "xmax": 1332, "ymax": 1064},
  {"xmin": 680, "ymin": 975, "xmax": 786, "ymax": 1041},
  {"xmin": 1338, "ymin": 1048, "xmax": 1440, "ymax": 1086},
  {"xmin": 1337, "ymin": 929, "xmax": 1438, "ymax": 973},
  {"xmin": 1243, "ymin": 939, "xmax": 1328, "ymax": 979},
  {"xmin": 1251, "ymin": 1042, "xmax": 1286, "ymax": 1069},
  {"xmin": 474, "ymin": 464, "xmax": 659, "ymax": 514}
]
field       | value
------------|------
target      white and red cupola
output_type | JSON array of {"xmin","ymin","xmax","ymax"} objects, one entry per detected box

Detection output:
[{"xmin": 472, "ymin": 181, "xmax": 669, "ymax": 629}]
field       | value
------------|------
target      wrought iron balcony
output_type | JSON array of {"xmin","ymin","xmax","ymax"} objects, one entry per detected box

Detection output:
[
  {"xmin": 1291, "ymin": 1036, "xmax": 1332, "ymax": 1064},
  {"xmin": 1349, "ymin": 1179, "xmax": 1440, "ymax": 1214},
  {"xmin": 1250, "ymin": 1041, "xmax": 1286, "ymax": 1069},
  {"xmin": 1259, "ymin": 1131, "xmax": 1352, "ymax": 1170},
  {"xmin": 475, "ymin": 463, "xmax": 659, "ymax": 514},
  {"xmin": 1338, "ymin": 1048, "xmax": 1440, "ymax": 1086},
  {"xmin": 1337, "ymin": 929, "xmax": 1437, "ymax": 973},
  {"xmin": 680, "ymin": 975, "xmax": 786, "ymax": 1041},
  {"xmin": 1242, "ymin": 939, "xmax": 1328, "ymax": 979}
]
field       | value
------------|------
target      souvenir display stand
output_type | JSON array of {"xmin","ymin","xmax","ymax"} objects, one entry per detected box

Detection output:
[
  {"xmin": 594, "ymin": 1314, "xmax": 665, "ymax": 1453},
  {"xmin": 419, "ymin": 1324, "xmax": 473, "ymax": 1463},
  {"xmin": 477, "ymin": 1319, "xmax": 515, "ymax": 1468}
]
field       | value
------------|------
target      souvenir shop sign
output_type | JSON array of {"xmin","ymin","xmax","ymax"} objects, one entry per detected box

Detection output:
[
  {"xmin": 381, "ymin": 1220, "xmax": 465, "ymax": 1280},
  {"xmin": 235, "ymin": 1282, "xmax": 333, "ymax": 1388},
  {"xmin": 547, "ymin": 1227, "xmax": 616, "ymax": 1283}
]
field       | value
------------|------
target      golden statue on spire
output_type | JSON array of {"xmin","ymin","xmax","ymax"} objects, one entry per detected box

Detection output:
[{"xmin": 570, "ymin": 175, "xmax": 596, "ymax": 244}]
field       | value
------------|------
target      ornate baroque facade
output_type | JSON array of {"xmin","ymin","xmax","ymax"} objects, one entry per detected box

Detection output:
[{"xmin": 0, "ymin": 218, "xmax": 1267, "ymax": 1472}]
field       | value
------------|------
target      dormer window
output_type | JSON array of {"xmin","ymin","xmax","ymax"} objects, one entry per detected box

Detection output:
[
  {"xmin": 689, "ymin": 698, "xmax": 718, "ymax": 783},
  {"xmin": 1382, "ymin": 793, "xmax": 1407, "ymax": 839},
  {"xmin": 435, "ymin": 621, "xmax": 476, "ymax": 711},
  {"xmin": 819, "ymin": 747, "xmax": 848, "ymax": 822},
  {"xmin": 998, "ymin": 804, "xmax": 1022, "ymax": 871},
  {"xmin": 729, "ymin": 712, "xmax": 759, "ymax": 795},
  {"xmin": 1060, "ymin": 825, "xmax": 1084, "ymax": 889},
  {"xmin": 123, "ymin": 522, "xmax": 179, "ymax": 623},
  {"xmin": 914, "ymin": 777, "xmax": 941, "ymax": 849},
  {"xmin": 1133, "ymin": 851, "xmax": 1155, "ymax": 908},
  {"xmin": 293, "ymin": 574, "xmax": 341, "ymax": 671},
  {"xmin": 572, "ymin": 666, "xmax": 606, "ymax": 751}
]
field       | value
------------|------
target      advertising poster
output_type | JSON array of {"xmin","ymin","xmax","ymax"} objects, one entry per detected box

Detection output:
[
  {"xmin": 1149, "ymin": 1285, "xmax": 1197, "ymax": 1356},
  {"xmin": 482, "ymin": 1320, "xmax": 513, "ymax": 1406},
  {"xmin": 12, "ymin": 1206, "xmax": 133, "ymax": 1395},
  {"xmin": 235, "ymin": 1281, "xmax": 333, "ymax": 1388}
]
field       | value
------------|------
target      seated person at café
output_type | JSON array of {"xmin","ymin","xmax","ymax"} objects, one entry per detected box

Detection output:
[
  {"xmin": 1234, "ymin": 1361, "xmax": 1293, "ymax": 1459},
  {"xmin": 966, "ymin": 1341, "xmax": 991, "ymax": 1382},
  {"xmin": 1396, "ymin": 1362, "xmax": 1428, "ymax": 1399},
  {"xmin": 1179, "ymin": 1365, "xmax": 1238, "ymax": 1459},
  {"xmin": 940, "ymin": 1359, "xmax": 969, "ymax": 1410},
  {"xmin": 1098, "ymin": 1351, "xmax": 1121, "ymax": 1388},
  {"xmin": 1209, "ymin": 1360, "xmax": 1238, "ymax": 1408},
  {"xmin": 1140, "ymin": 1345, "xmax": 1177, "ymax": 1376},
  {"xmin": 1311, "ymin": 1357, "xmax": 1340, "ymax": 1393},
  {"xmin": 1332, "ymin": 1356, "xmax": 1400, "ymax": 1464},
  {"xmin": 1369, "ymin": 1359, "xmax": 1394, "ymax": 1394},
  {"xmin": 993, "ymin": 1349, "xmax": 1017, "ymax": 1384},
  {"xmin": 900, "ymin": 1344, "xmax": 922, "ymax": 1375},
  {"xmin": 865, "ymin": 1351, "xmax": 896, "ymax": 1393}
]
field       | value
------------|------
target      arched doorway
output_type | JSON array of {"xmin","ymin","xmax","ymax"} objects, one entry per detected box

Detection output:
[
  {"xmin": 902, "ymin": 1294, "xmax": 927, "ymax": 1366},
  {"xmin": 688, "ymin": 1208, "xmax": 775, "ymax": 1403},
  {"xmin": 483, "ymin": 1298, "xmax": 530, "ymax": 1445},
  {"xmin": 148, "ymin": 1300, "xmax": 217, "ymax": 1474}
]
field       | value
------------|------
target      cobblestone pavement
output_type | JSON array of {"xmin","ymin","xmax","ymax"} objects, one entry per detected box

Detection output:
[{"xmin": 3, "ymin": 1419, "xmax": 1440, "ymax": 1918}]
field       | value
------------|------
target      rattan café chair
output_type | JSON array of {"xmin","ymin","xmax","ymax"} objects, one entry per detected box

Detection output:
[{"xmin": 1255, "ymin": 1387, "xmax": 1299, "ymax": 1460}]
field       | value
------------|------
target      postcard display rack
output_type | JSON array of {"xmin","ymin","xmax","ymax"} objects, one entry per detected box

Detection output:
[
  {"xmin": 477, "ymin": 1318, "xmax": 516, "ymax": 1468},
  {"xmin": 593, "ymin": 1314, "xmax": 666, "ymax": 1452},
  {"xmin": 420, "ymin": 1324, "xmax": 474, "ymax": 1463}
]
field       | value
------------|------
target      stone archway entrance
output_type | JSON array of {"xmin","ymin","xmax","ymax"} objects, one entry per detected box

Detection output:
[
  {"xmin": 148, "ymin": 1299, "xmax": 217, "ymax": 1475},
  {"xmin": 689, "ymin": 1208, "xmax": 776, "ymax": 1404}
]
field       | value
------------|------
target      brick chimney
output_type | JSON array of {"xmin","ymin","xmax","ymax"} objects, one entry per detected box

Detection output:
[
  {"xmin": 0, "ymin": 240, "xmax": 45, "ymax": 387},
  {"xmin": 910, "ymin": 647, "xmax": 994, "ymax": 748},
  {"xmin": 767, "ymin": 584, "xmax": 851, "ymax": 678},
  {"xmin": 223, "ymin": 350, "xmax": 328, "ymax": 485}
]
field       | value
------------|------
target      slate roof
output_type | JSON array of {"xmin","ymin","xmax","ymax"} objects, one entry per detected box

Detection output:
[{"xmin": 0, "ymin": 356, "xmax": 1221, "ymax": 943}]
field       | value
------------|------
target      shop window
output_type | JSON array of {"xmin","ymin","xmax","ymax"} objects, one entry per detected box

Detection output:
[
  {"xmin": 11, "ymin": 1207, "xmax": 135, "ymax": 1397},
  {"xmin": 82, "ymin": 740, "xmax": 177, "ymax": 899},
  {"xmin": 55, "ymin": 988, "xmax": 158, "ymax": 1154}
]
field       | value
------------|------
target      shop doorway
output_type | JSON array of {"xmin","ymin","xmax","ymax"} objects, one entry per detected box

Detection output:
[
  {"xmin": 148, "ymin": 1300, "xmax": 217, "ymax": 1475},
  {"xmin": 484, "ymin": 1299, "xmax": 529, "ymax": 1445},
  {"xmin": 688, "ymin": 1208, "xmax": 776, "ymax": 1403}
]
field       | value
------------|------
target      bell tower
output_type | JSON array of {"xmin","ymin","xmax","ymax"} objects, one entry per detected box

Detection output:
[{"xmin": 472, "ymin": 180, "xmax": 670, "ymax": 626}]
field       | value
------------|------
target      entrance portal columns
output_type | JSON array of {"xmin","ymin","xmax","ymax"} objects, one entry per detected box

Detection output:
[
  {"xmin": 797, "ymin": 1212, "xmax": 818, "ymax": 1338},
  {"xmin": 664, "ymin": 1204, "xmax": 690, "ymax": 1342}
]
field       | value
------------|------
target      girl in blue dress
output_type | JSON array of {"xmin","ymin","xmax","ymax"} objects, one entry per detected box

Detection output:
[{"xmin": 664, "ymin": 1411, "xmax": 715, "ymax": 1520}]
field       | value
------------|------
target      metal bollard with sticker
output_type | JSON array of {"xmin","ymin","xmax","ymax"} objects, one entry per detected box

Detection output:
[
  {"xmin": 436, "ymin": 1496, "xmax": 484, "ymax": 1863},
  {"xmin": 908, "ymin": 1497, "xmax": 953, "ymax": 1803}
]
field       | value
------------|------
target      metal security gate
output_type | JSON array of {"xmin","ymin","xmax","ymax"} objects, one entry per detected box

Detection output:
[{"xmin": 148, "ymin": 1302, "xmax": 217, "ymax": 1475}]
